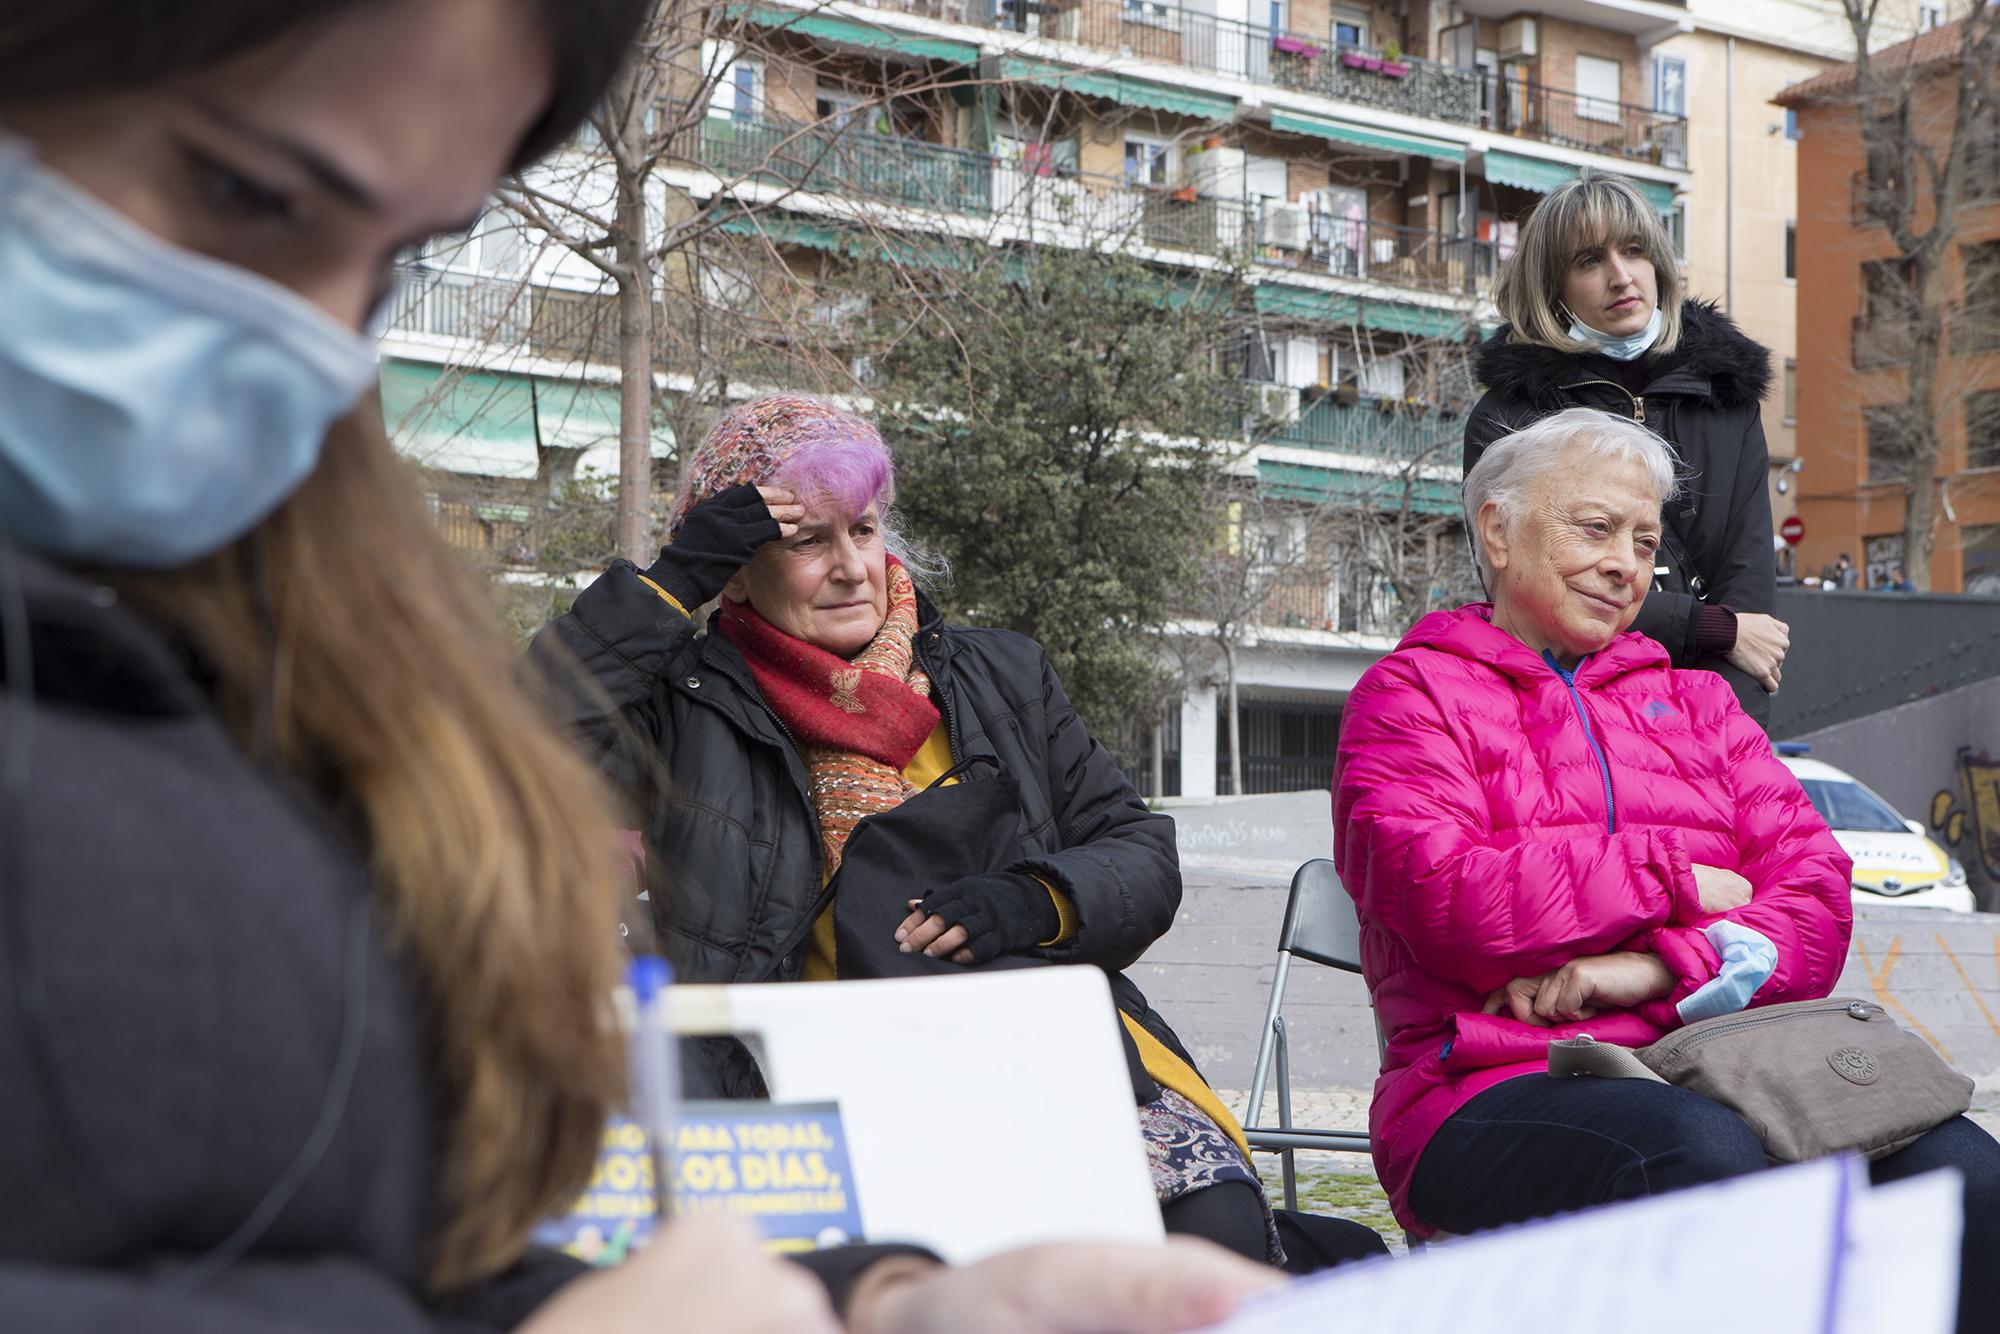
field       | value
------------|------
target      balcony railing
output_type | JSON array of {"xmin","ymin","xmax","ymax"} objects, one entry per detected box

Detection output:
[
  {"xmin": 699, "ymin": 115, "xmax": 995, "ymax": 214},
  {"xmin": 693, "ymin": 114, "xmax": 1491, "ymax": 296},
  {"xmin": 389, "ymin": 271, "xmax": 637, "ymax": 364},
  {"xmin": 858, "ymin": 0, "xmax": 1686, "ymax": 166},
  {"xmin": 1264, "ymin": 394, "xmax": 1467, "ymax": 464}
]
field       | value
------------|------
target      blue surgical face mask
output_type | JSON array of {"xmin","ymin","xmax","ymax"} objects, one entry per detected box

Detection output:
[
  {"xmin": 0, "ymin": 136, "xmax": 379, "ymax": 568},
  {"xmin": 1566, "ymin": 303, "xmax": 1664, "ymax": 362}
]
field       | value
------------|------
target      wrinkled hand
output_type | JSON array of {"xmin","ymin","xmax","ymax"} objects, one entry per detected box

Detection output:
[
  {"xmin": 646, "ymin": 484, "xmax": 806, "ymax": 609},
  {"xmin": 1692, "ymin": 862, "xmax": 1754, "ymax": 914},
  {"xmin": 1482, "ymin": 952, "xmax": 1677, "ymax": 1027},
  {"xmin": 1726, "ymin": 612, "xmax": 1789, "ymax": 694},
  {"xmin": 845, "ymin": 1238, "xmax": 1285, "ymax": 1334},
  {"xmin": 896, "ymin": 872, "xmax": 1058, "ymax": 965},
  {"xmin": 516, "ymin": 1216, "xmax": 839, "ymax": 1334}
]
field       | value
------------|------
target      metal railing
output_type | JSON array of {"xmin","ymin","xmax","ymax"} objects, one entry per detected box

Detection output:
[
  {"xmin": 858, "ymin": 0, "xmax": 1686, "ymax": 165},
  {"xmin": 389, "ymin": 270, "xmax": 635, "ymax": 364},
  {"xmin": 1482, "ymin": 78, "xmax": 1686, "ymax": 168},
  {"xmin": 698, "ymin": 114, "xmax": 995, "ymax": 214},
  {"xmin": 1267, "ymin": 394, "xmax": 1467, "ymax": 463}
]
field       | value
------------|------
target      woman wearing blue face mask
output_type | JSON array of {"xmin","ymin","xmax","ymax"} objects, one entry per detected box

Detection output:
[
  {"xmin": 0, "ymin": 3, "xmax": 1280, "ymax": 1332},
  {"xmin": 1463, "ymin": 169, "xmax": 1789, "ymax": 732}
]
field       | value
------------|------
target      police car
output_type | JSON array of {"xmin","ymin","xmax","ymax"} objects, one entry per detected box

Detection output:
[{"xmin": 1778, "ymin": 748, "xmax": 1974, "ymax": 913}]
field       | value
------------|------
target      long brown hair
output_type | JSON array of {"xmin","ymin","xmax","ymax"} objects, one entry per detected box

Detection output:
[{"xmin": 3, "ymin": 0, "xmax": 651, "ymax": 1294}]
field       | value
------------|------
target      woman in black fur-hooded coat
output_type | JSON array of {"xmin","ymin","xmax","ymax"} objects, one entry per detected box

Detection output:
[{"xmin": 1464, "ymin": 170, "xmax": 1787, "ymax": 729}]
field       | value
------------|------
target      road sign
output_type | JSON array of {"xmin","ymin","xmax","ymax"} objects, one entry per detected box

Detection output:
[{"xmin": 1780, "ymin": 515, "xmax": 1805, "ymax": 546}]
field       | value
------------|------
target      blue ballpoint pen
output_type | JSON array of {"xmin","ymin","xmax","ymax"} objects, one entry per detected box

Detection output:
[{"xmin": 626, "ymin": 955, "xmax": 679, "ymax": 1227}]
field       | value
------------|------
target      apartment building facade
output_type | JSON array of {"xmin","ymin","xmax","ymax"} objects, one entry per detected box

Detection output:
[{"xmin": 381, "ymin": 0, "xmax": 1693, "ymax": 797}]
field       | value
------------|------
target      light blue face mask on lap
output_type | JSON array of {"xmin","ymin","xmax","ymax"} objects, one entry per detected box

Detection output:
[{"xmin": 0, "ymin": 137, "xmax": 379, "ymax": 568}]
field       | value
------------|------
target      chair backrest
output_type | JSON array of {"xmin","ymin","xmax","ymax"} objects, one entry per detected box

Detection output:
[{"xmin": 1278, "ymin": 857, "xmax": 1362, "ymax": 973}]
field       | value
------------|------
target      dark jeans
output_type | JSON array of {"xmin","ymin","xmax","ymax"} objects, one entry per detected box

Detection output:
[
  {"xmin": 1411, "ymin": 1075, "xmax": 2000, "ymax": 1334},
  {"xmin": 1161, "ymin": 1182, "xmax": 1389, "ymax": 1273}
]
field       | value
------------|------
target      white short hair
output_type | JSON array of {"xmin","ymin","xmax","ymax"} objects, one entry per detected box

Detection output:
[{"xmin": 1463, "ymin": 407, "xmax": 1683, "ymax": 585}]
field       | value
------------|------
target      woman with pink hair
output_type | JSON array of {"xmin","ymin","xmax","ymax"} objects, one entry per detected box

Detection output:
[{"xmin": 537, "ymin": 394, "xmax": 1385, "ymax": 1273}]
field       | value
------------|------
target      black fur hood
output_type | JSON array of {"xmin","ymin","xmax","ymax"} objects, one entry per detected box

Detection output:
[{"xmin": 1473, "ymin": 299, "xmax": 1774, "ymax": 413}]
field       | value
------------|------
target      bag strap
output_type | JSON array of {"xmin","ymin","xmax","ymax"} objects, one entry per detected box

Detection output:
[{"xmin": 1547, "ymin": 1035, "xmax": 1668, "ymax": 1083}]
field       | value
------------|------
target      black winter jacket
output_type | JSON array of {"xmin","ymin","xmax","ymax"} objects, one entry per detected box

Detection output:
[
  {"xmin": 1463, "ymin": 300, "xmax": 1778, "ymax": 726},
  {"xmin": 532, "ymin": 561, "xmax": 1189, "ymax": 1091},
  {"xmin": 0, "ymin": 551, "xmax": 920, "ymax": 1329}
]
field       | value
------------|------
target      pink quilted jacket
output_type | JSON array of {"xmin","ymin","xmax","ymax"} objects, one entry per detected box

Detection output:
[{"xmin": 1331, "ymin": 607, "xmax": 1853, "ymax": 1233}]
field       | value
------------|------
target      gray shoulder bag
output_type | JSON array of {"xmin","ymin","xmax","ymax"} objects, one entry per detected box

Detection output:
[{"xmin": 1547, "ymin": 997, "xmax": 1973, "ymax": 1162}]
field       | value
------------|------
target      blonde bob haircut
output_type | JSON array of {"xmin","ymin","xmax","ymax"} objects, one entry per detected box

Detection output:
[{"xmin": 1493, "ymin": 168, "xmax": 1684, "ymax": 357}]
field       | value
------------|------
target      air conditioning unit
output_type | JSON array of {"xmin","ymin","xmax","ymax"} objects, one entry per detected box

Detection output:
[
  {"xmin": 1264, "ymin": 202, "xmax": 1310, "ymax": 251},
  {"xmin": 1499, "ymin": 17, "xmax": 1536, "ymax": 57},
  {"xmin": 1249, "ymin": 381, "xmax": 1302, "ymax": 425}
]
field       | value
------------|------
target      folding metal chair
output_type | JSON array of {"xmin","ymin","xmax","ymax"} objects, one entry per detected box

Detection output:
[{"xmin": 1240, "ymin": 857, "xmax": 1375, "ymax": 1213}]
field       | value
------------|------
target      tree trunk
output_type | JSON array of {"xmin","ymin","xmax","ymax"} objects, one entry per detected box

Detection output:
[
  {"xmin": 1901, "ymin": 255, "xmax": 1946, "ymax": 592},
  {"xmin": 614, "ymin": 172, "xmax": 655, "ymax": 564}
]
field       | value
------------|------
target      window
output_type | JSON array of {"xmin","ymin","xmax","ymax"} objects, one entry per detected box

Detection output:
[
  {"xmin": 1969, "ymin": 391, "xmax": 2000, "ymax": 472},
  {"xmin": 1267, "ymin": 0, "xmax": 1289, "ymax": 33},
  {"xmin": 1330, "ymin": 4, "xmax": 1368, "ymax": 48},
  {"xmin": 1123, "ymin": 136, "xmax": 1176, "ymax": 187},
  {"xmin": 1785, "ymin": 220, "xmax": 1796, "ymax": 281},
  {"xmin": 1666, "ymin": 203, "xmax": 1687, "ymax": 259},
  {"xmin": 1862, "ymin": 258, "xmax": 1914, "ymax": 322},
  {"xmin": 1969, "ymin": 107, "xmax": 2000, "ymax": 201},
  {"xmin": 417, "ymin": 208, "xmax": 527, "ymax": 276},
  {"xmin": 1651, "ymin": 56, "xmax": 1686, "ymax": 117},
  {"xmin": 1576, "ymin": 55, "xmax": 1622, "ymax": 123},
  {"xmin": 1865, "ymin": 404, "xmax": 1916, "ymax": 483},
  {"xmin": 1918, "ymin": 0, "xmax": 1945, "ymax": 30},
  {"xmin": 1124, "ymin": 0, "xmax": 1174, "ymax": 26},
  {"xmin": 704, "ymin": 41, "xmax": 763, "ymax": 122},
  {"xmin": 1786, "ymin": 109, "xmax": 1801, "ymax": 141},
  {"xmin": 1783, "ymin": 358, "xmax": 1798, "ymax": 423}
]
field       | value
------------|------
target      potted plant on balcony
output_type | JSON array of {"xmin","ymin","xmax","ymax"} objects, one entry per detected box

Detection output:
[
  {"xmin": 1339, "ymin": 48, "xmax": 1382, "ymax": 72},
  {"xmin": 1171, "ymin": 182, "xmax": 1199, "ymax": 203},
  {"xmin": 1379, "ymin": 39, "xmax": 1409, "ymax": 78},
  {"xmin": 1272, "ymin": 33, "xmax": 1321, "ymax": 57},
  {"xmin": 1334, "ymin": 383, "xmax": 1360, "ymax": 407}
]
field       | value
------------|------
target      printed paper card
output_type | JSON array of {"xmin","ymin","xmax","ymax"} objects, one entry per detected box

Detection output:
[{"xmin": 533, "ymin": 1099, "xmax": 864, "ymax": 1264}]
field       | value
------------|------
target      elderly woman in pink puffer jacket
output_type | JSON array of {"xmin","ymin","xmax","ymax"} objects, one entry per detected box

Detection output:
[{"xmin": 1333, "ymin": 407, "xmax": 2000, "ymax": 1333}]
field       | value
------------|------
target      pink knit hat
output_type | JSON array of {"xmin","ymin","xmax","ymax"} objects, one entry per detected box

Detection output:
[{"xmin": 667, "ymin": 394, "xmax": 893, "ymax": 537}]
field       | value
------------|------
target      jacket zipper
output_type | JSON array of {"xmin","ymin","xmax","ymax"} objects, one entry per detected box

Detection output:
[
  {"xmin": 915, "ymin": 629, "xmax": 963, "ymax": 760},
  {"xmin": 1548, "ymin": 655, "xmax": 1615, "ymax": 833},
  {"xmin": 1563, "ymin": 377, "xmax": 1645, "ymax": 426},
  {"xmin": 1652, "ymin": 999, "xmax": 1882, "ymax": 1061}
]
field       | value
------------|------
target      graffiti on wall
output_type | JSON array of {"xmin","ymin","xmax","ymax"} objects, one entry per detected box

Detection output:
[{"xmin": 1944, "ymin": 748, "xmax": 2000, "ymax": 883}]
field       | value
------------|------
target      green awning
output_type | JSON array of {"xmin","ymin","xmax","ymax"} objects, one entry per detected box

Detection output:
[
  {"xmin": 998, "ymin": 58, "xmax": 1235, "ymax": 121},
  {"xmin": 379, "ymin": 360, "xmax": 671, "ymax": 480},
  {"xmin": 1359, "ymin": 301, "xmax": 1471, "ymax": 339},
  {"xmin": 1270, "ymin": 110, "xmax": 1465, "ymax": 164},
  {"xmin": 743, "ymin": 4, "xmax": 977, "ymax": 63},
  {"xmin": 381, "ymin": 359, "xmax": 541, "ymax": 479},
  {"xmin": 1484, "ymin": 150, "xmax": 1675, "ymax": 213},
  {"xmin": 1258, "ymin": 459, "xmax": 1460, "ymax": 513},
  {"xmin": 718, "ymin": 213, "xmax": 845, "ymax": 252},
  {"xmin": 1253, "ymin": 283, "xmax": 1359, "ymax": 322}
]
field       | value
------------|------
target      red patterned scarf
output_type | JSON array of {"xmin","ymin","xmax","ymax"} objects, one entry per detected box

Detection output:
[{"xmin": 717, "ymin": 559, "xmax": 939, "ymax": 873}]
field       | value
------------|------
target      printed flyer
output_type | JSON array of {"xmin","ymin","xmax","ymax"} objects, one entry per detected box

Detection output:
[{"xmin": 534, "ymin": 1100, "xmax": 864, "ymax": 1264}]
